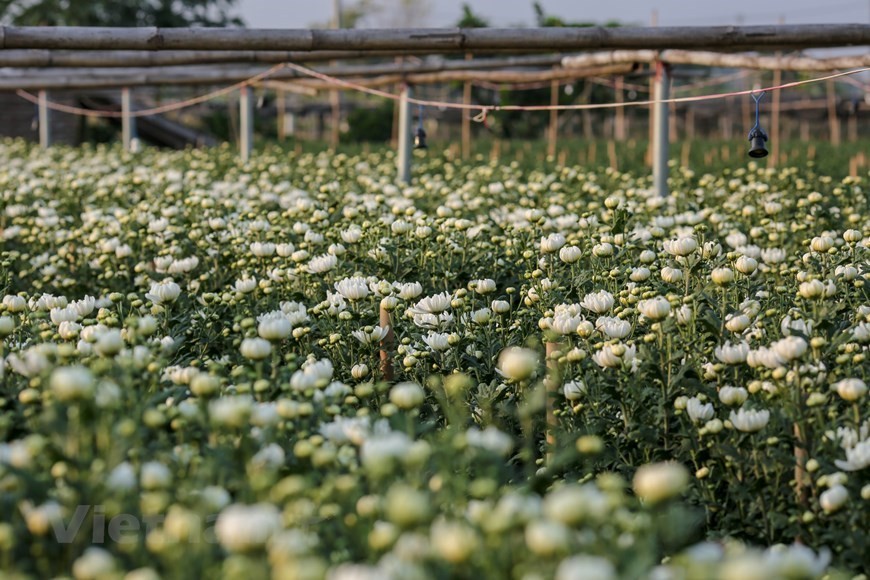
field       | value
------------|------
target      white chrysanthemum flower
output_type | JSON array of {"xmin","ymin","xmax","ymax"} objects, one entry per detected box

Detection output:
[
  {"xmin": 240, "ymin": 337, "xmax": 272, "ymax": 360},
  {"xmin": 580, "ymin": 290, "xmax": 614, "ymax": 314},
  {"xmin": 729, "ymin": 408, "xmax": 770, "ymax": 432},
  {"xmin": 497, "ymin": 347, "xmax": 539, "ymax": 381},
  {"xmin": 422, "ymin": 331, "xmax": 451, "ymax": 352},
  {"xmin": 147, "ymin": 279, "xmax": 182, "ymax": 304},
  {"xmin": 395, "ymin": 282, "xmax": 423, "ymax": 300},
  {"xmin": 411, "ymin": 292, "xmax": 452, "ymax": 315},
  {"xmin": 563, "ymin": 380, "xmax": 586, "ymax": 401},
  {"xmin": 633, "ymin": 461, "xmax": 689, "ymax": 504},
  {"xmin": 540, "ymin": 233, "xmax": 566, "ymax": 254},
  {"xmin": 234, "ymin": 277, "xmax": 257, "ymax": 294},
  {"xmin": 307, "ymin": 253, "xmax": 338, "ymax": 274},
  {"xmin": 686, "ymin": 397, "xmax": 714, "ymax": 423},
  {"xmin": 592, "ymin": 342, "xmax": 637, "ymax": 369},
  {"xmin": 718, "ymin": 386, "xmax": 748, "ymax": 406},
  {"xmin": 833, "ymin": 378, "xmax": 867, "ymax": 401},
  {"xmin": 466, "ymin": 426, "xmax": 514, "ymax": 456},
  {"xmin": 663, "ymin": 237, "xmax": 698, "ymax": 257},
  {"xmin": 595, "ymin": 316, "xmax": 631, "ymax": 339},
  {"xmin": 215, "ymin": 503, "xmax": 282, "ymax": 552},
  {"xmin": 334, "ymin": 277, "xmax": 370, "ymax": 301},
  {"xmin": 637, "ymin": 296, "xmax": 671, "ymax": 320},
  {"xmin": 559, "ymin": 245, "xmax": 582, "ymax": 264},
  {"xmin": 352, "ymin": 325, "xmax": 390, "ymax": 346},
  {"xmin": 470, "ymin": 278, "xmax": 496, "ymax": 294}
]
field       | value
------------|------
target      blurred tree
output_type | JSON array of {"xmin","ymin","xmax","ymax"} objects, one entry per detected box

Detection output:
[
  {"xmin": 533, "ymin": 1, "xmax": 620, "ymax": 28},
  {"xmin": 457, "ymin": 3, "xmax": 488, "ymax": 28},
  {"xmin": 0, "ymin": 0, "xmax": 244, "ymax": 26}
]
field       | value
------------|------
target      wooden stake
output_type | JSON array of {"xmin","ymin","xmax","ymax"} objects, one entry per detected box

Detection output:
[
  {"xmin": 547, "ymin": 75, "xmax": 559, "ymax": 158},
  {"xmin": 121, "ymin": 86, "xmax": 134, "ymax": 151},
  {"xmin": 545, "ymin": 341, "xmax": 561, "ymax": 463},
  {"xmin": 769, "ymin": 63, "xmax": 782, "ymax": 168},
  {"xmin": 38, "ymin": 90, "xmax": 50, "ymax": 148},
  {"xmin": 379, "ymin": 304, "xmax": 394, "ymax": 382},
  {"xmin": 276, "ymin": 88, "xmax": 286, "ymax": 141},
  {"xmin": 607, "ymin": 139, "xmax": 618, "ymax": 171},
  {"xmin": 614, "ymin": 76, "xmax": 626, "ymax": 140},
  {"xmin": 680, "ymin": 140, "xmax": 691, "ymax": 167},
  {"xmin": 461, "ymin": 52, "xmax": 472, "ymax": 160},
  {"xmin": 827, "ymin": 80, "xmax": 841, "ymax": 145}
]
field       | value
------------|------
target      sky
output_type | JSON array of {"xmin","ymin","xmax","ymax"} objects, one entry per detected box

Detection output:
[{"xmin": 239, "ymin": 0, "xmax": 870, "ymax": 29}]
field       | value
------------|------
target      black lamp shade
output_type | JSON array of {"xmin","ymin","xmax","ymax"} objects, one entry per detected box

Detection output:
[
  {"xmin": 748, "ymin": 127, "xmax": 769, "ymax": 159},
  {"xmin": 414, "ymin": 127, "xmax": 428, "ymax": 150}
]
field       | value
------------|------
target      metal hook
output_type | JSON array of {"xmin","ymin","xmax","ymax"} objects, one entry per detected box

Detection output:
[{"xmin": 750, "ymin": 91, "xmax": 765, "ymax": 130}]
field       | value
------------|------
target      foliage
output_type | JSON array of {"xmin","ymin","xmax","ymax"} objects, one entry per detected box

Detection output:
[
  {"xmin": 0, "ymin": 0, "xmax": 244, "ymax": 27},
  {"xmin": 0, "ymin": 139, "xmax": 867, "ymax": 577}
]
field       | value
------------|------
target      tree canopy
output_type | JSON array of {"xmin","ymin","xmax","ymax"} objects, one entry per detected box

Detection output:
[{"xmin": 0, "ymin": 0, "xmax": 244, "ymax": 27}]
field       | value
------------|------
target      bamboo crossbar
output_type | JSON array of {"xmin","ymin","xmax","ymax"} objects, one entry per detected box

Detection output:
[
  {"xmin": 0, "ymin": 25, "xmax": 867, "ymax": 52},
  {"xmin": 563, "ymin": 50, "xmax": 870, "ymax": 72},
  {"xmin": 0, "ymin": 63, "xmax": 639, "ymax": 91},
  {"xmin": 0, "ymin": 48, "xmax": 562, "ymax": 67}
]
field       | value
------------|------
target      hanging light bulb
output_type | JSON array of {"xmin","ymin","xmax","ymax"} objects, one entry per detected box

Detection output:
[
  {"xmin": 414, "ymin": 126, "xmax": 428, "ymax": 149},
  {"xmin": 747, "ymin": 91, "xmax": 769, "ymax": 158},
  {"xmin": 414, "ymin": 103, "xmax": 428, "ymax": 150}
]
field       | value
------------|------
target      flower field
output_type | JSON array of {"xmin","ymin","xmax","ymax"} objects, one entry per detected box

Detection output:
[{"xmin": 0, "ymin": 138, "xmax": 868, "ymax": 579}]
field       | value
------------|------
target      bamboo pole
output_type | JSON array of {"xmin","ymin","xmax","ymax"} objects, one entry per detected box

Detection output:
[
  {"xmin": 461, "ymin": 52, "xmax": 472, "ymax": 160},
  {"xmin": 614, "ymin": 76, "xmax": 626, "ymax": 140},
  {"xmin": 547, "ymin": 75, "xmax": 559, "ymax": 158},
  {"xmin": 239, "ymin": 85, "xmax": 253, "ymax": 161},
  {"xmin": 827, "ymin": 80, "xmax": 841, "ymax": 145},
  {"xmin": 38, "ymin": 90, "xmax": 50, "ymax": 148},
  {"xmin": 0, "ymin": 48, "xmax": 547, "ymax": 67},
  {"xmin": 0, "ymin": 63, "xmax": 636, "ymax": 91},
  {"xmin": 652, "ymin": 61, "xmax": 670, "ymax": 197},
  {"xmin": 397, "ymin": 84, "xmax": 411, "ymax": 183},
  {"xmin": 563, "ymin": 49, "xmax": 870, "ymax": 71},
  {"xmin": 544, "ymin": 341, "xmax": 560, "ymax": 464},
  {"xmin": 769, "ymin": 66, "xmax": 782, "ymax": 168},
  {"xmin": 379, "ymin": 304, "xmax": 394, "ymax": 382},
  {"xmin": 2, "ymin": 25, "xmax": 867, "ymax": 52},
  {"xmin": 121, "ymin": 87, "xmax": 134, "ymax": 151},
  {"xmin": 276, "ymin": 89, "xmax": 286, "ymax": 141}
]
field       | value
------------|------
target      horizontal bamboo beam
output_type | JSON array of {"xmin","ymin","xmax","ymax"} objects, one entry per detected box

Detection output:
[
  {"xmin": 287, "ymin": 63, "xmax": 638, "ymax": 91},
  {"xmin": 0, "ymin": 25, "xmax": 867, "ymax": 52},
  {"xmin": 563, "ymin": 49, "xmax": 870, "ymax": 72},
  {"xmin": 0, "ymin": 63, "xmax": 638, "ymax": 91},
  {"xmin": 661, "ymin": 50, "xmax": 870, "ymax": 71},
  {"xmin": 0, "ymin": 48, "xmax": 562, "ymax": 67},
  {"xmin": 0, "ymin": 53, "xmax": 568, "ymax": 79}
]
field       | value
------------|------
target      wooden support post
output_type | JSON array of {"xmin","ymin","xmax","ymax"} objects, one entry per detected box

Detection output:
[
  {"xmin": 461, "ymin": 52, "xmax": 472, "ymax": 160},
  {"xmin": 330, "ymin": 89, "xmax": 341, "ymax": 149},
  {"xmin": 38, "ymin": 90, "xmax": 50, "ymax": 148},
  {"xmin": 461, "ymin": 80, "xmax": 472, "ymax": 159},
  {"xmin": 769, "ymin": 64, "xmax": 782, "ymax": 168},
  {"xmin": 581, "ymin": 82, "xmax": 593, "ymax": 141},
  {"xmin": 121, "ymin": 87, "xmax": 135, "ymax": 151},
  {"xmin": 607, "ymin": 140, "xmax": 618, "ymax": 171},
  {"xmin": 614, "ymin": 76, "xmax": 626, "ymax": 140},
  {"xmin": 827, "ymin": 80, "xmax": 841, "ymax": 145},
  {"xmin": 544, "ymin": 341, "xmax": 560, "ymax": 464},
  {"xmin": 239, "ymin": 85, "xmax": 253, "ymax": 161},
  {"xmin": 548, "ymin": 76, "xmax": 559, "ymax": 158},
  {"xmin": 686, "ymin": 106, "xmax": 695, "ymax": 141},
  {"xmin": 397, "ymin": 84, "xmax": 412, "ymax": 183},
  {"xmin": 653, "ymin": 61, "xmax": 670, "ymax": 197},
  {"xmin": 277, "ymin": 89, "xmax": 286, "ymax": 142},
  {"xmin": 847, "ymin": 108, "xmax": 858, "ymax": 142},
  {"xmin": 379, "ymin": 303, "xmax": 394, "ymax": 382}
]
